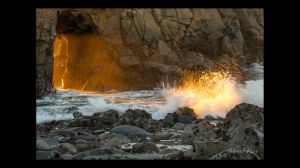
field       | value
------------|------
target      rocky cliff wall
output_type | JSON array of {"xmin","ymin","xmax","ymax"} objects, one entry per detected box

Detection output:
[
  {"xmin": 36, "ymin": 8, "xmax": 263, "ymax": 97},
  {"xmin": 36, "ymin": 9, "xmax": 57, "ymax": 98}
]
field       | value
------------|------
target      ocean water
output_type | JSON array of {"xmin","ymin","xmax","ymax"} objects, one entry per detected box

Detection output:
[{"xmin": 36, "ymin": 63, "xmax": 263, "ymax": 123}]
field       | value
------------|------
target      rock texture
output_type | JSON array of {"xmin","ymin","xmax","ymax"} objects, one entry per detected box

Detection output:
[
  {"xmin": 36, "ymin": 9, "xmax": 57, "ymax": 98},
  {"xmin": 36, "ymin": 8, "xmax": 263, "ymax": 97},
  {"xmin": 222, "ymin": 103, "xmax": 264, "ymax": 158},
  {"xmin": 162, "ymin": 107, "xmax": 198, "ymax": 127}
]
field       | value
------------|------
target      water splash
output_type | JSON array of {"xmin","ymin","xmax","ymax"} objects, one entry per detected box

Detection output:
[
  {"xmin": 36, "ymin": 63, "xmax": 263, "ymax": 123},
  {"xmin": 152, "ymin": 62, "xmax": 264, "ymax": 119}
]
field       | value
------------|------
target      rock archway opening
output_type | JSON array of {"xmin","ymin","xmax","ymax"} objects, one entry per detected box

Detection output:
[
  {"xmin": 52, "ymin": 10, "xmax": 129, "ymax": 92},
  {"xmin": 53, "ymin": 34, "xmax": 127, "ymax": 92}
]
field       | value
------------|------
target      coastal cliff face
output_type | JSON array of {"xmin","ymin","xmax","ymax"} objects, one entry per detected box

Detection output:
[
  {"xmin": 36, "ymin": 8, "xmax": 264, "ymax": 97},
  {"xmin": 36, "ymin": 9, "xmax": 57, "ymax": 98}
]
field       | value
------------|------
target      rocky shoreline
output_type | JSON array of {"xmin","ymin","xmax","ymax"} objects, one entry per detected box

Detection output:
[{"xmin": 36, "ymin": 103, "xmax": 264, "ymax": 160}]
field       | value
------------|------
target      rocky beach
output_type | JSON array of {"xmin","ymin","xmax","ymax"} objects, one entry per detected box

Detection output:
[{"xmin": 36, "ymin": 103, "xmax": 263, "ymax": 160}]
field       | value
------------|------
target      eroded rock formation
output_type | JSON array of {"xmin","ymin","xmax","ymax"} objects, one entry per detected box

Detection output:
[{"xmin": 36, "ymin": 8, "xmax": 264, "ymax": 97}]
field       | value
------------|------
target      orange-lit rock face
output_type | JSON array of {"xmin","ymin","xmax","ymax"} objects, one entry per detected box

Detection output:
[
  {"xmin": 172, "ymin": 70, "xmax": 242, "ymax": 118},
  {"xmin": 53, "ymin": 34, "xmax": 127, "ymax": 91},
  {"xmin": 53, "ymin": 35, "xmax": 68, "ymax": 89}
]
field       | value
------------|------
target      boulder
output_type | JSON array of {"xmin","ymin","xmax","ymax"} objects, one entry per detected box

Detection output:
[
  {"xmin": 162, "ymin": 113, "xmax": 176, "ymax": 127},
  {"xmin": 175, "ymin": 107, "xmax": 198, "ymax": 124},
  {"xmin": 193, "ymin": 140, "xmax": 227, "ymax": 159},
  {"xmin": 132, "ymin": 142, "xmax": 159, "ymax": 153},
  {"xmin": 36, "ymin": 139, "xmax": 50, "ymax": 151},
  {"xmin": 110, "ymin": 133, "xmax": 131, "ymax": 144},
  {"xmin": 111, "ymin": 125, "xmax": 149, "ymax": 137},
  {"xmin": 163, "ymin": 107, "xmax": 197, "ymax": 127},
  {"xmin": 181, "ymin": 121, "xmax": 216, "ymax": 144},
  {"xmin": 133, "ymin": 117, "xmax": 149, "ymax": 129},
  {"xmin": 97, "ymin": 132, "xmax": 112, "ymax": 141},
  {"xmin": 36, "ymin": 150, "xmax": 62, "ymax": 160},
  {"xmin": 225, "ymin": 124, "xmax": 264, "ymax": 158},
  {"xmin": 142, "ymin": 119, "xmax": 163, "ymax": 133},
  {"xmin": 174, "ymin": 123, "xmax": 185, "ymax": 130},
  {"xmin": 74, "ymin": 144, "xmax": 91, "ymax": 151},
  {"xmin": 101, "ymin": 138, "xmax": 122, "ymax": 149},
  {"xmin": 92, "ymin": 109, "xmax": 119, "ymax": 126},
  {"xmin": 62, "ymin": 153, "xmax": 73, "ymax": 160},
  {"xmin": 124, "ymin": 109, "xmax": 151, "ymax": 120},
  {"xmin": 223, "ymin": 103, "xmax": 264, "ymax": 131},
  {"xmin": 60, "ymin": 142, "xmax": 78, "ymax": 154},
  {"xmin": 118, "ymin": 109, "xmax": 151, "ymax": 125},
  {"xmin": 68, "ymin": 118, "xmax": 94, "ymax": 128},
  {"xmin": 223, "ymin": 103, "xmax": 264, "ymax": 158},
  {"xmin": 69, "ymin": 110, "xmax": 119, "ymax": 128},
  {"xmin": 101, "ymin": 133, "xmax": 131, "ymax": 149},
  {"xmin": 42, "ymin": 137, "xmax": 61, "ymax": 150}
]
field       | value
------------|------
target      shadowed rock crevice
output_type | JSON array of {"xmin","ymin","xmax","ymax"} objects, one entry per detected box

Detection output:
[{"xmin": 56, "ymin": 10, "xmax": 99, "ymax": 35}]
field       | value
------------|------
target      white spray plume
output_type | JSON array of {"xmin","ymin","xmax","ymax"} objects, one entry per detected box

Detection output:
[{"xmin": 152, "ymin": 62, "xmax": 264, "ymax": 120}]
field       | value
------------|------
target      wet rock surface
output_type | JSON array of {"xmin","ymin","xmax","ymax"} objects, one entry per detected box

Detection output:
[
  {"xmin": 162, "ymin": 107, "xmax": 198, "ymax": 127},
  {"xmin": 36, "ymin": 104, "xmax": 264, "ymax": 160},
  {"xmin": 222, "ymin": 103, "xmax": 264, "ymax": 158}
]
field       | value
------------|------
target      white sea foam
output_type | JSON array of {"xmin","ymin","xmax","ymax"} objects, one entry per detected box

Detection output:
[
  {"xmin": 36, "ymin": 63, "xmax": 264, "ymax": 123},
  {"xmin": 36, "ymin": 109, "xmax": 74, "ymax": 123}
]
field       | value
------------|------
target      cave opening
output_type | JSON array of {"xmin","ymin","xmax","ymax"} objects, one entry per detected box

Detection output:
[
  {"xmin": 53, "ymin": 34, "xmax": 126, "ymax": 92},
  {"xmin": 52, "ymin": 11, "xmax": 127, "ymax": 92}
]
